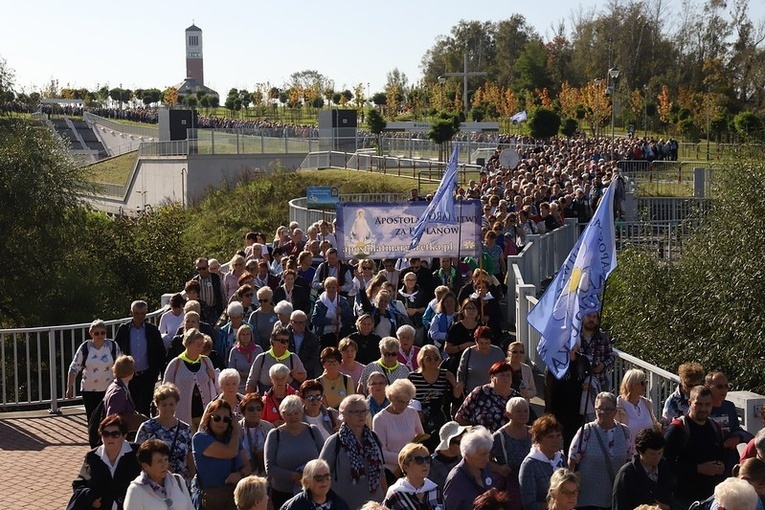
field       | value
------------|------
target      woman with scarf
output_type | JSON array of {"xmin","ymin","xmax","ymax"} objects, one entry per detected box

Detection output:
[
  {"xmin": 279, "ymin": 459, "xmax": 350, "ymax": 510},
  {"xmin": 311, "ymin": 276, "xmax": 354, "ymax": 349},
  {"xmin": 238, "ymin": 393, "xmax": 274, "ymax": 477},
  {"xmin": 357, "ymin": 336, "xmax": 411, "ymax": 394},
  {"xmin": 397, "ymin": 272, "xmax": 429, "ymax": 344},
  {"xmin": 384, "ymin": 442, "xmax": 444, "ymax": 510},
  {"xmin": 245, "ymin": 327, "xmax": 306, "ymax": 394},
  {"xmin": 228, "ymin": 325, "xmax": 262, "ymax": 393},
  {"xmin": 124, "ymin": 439, "xmax": 194, "ymax": 509},
  {"xmin": 519, "ymin": 414, "xmax": 567, "ymax": 510},
  {"xmin": 319, "ymin": 394, "xmax": 386, "ymax": 509},
  {"xmin": 163, "ymin": 328, "xmax": 218, "ymax": 432},
  {"xmin": 316, "ymin": 347, "xmax": 355, "ymax": 409}
]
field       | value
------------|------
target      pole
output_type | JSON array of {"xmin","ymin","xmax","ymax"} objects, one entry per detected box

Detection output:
[
  {"xmin": 643, "ymin": 85, "xmax": 648, "ymax": 139},
  {"xmin": 706, "ymin": 84, "xmax": 711, "ymax": 161},
  {"xmin": 463, "ymin": 52, "xmax": 469, "ymax": 118}
]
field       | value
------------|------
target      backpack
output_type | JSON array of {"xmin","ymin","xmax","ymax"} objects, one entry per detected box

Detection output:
[
  {"xmin": 81, "ymin": 340, "xmax": 118, "ymax": 369},
  {"xmin": 672, "ymin": 414, "xmax": 723, "ymax": 449}
]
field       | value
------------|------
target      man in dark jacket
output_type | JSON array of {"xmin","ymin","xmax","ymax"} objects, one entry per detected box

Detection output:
[
  {"xmin": 192, "ymin": 257, "xmax": 226, "ymax": 325},
  {"xmin": 114, "ymin": 300, "xmax": 165, "ymax": 415},
  {"xmin": 287, "ymin": 310, "xmax": 321, "ymax": 380},
  {"xmin": 613, "ymin": 429, "xmax": 673, "ymax": 510}
]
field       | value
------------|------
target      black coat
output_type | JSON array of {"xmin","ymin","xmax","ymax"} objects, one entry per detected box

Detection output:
[
  {"xmin": 114, "ymin": 320, "xmax": 165, "ymax": 380},
  {"xmin": 273, "ymin": 284, "xmax": 311, "ymax": 316},
  {"xmin": 193, "ymin": 272, "xmax": 226, "ymax": 318},
  {"xmin": 68, "ymin": 444, "xmax": 141, "ymax": 510},
  {"xmin": 288, "ymin": 328, "xmax": 322, "ymax": 379},
  {"xmin": 612, "ymin": 456, "xmax": 673, "ymax": 510},
  {"xmin": 279, "ymin": 489, "xmax": 350, "ymax": 510}
]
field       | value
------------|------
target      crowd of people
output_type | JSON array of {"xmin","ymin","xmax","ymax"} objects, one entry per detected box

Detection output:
[{"xmin": 63, "ymin": 141, "xmax": 757, "ymax": 510}]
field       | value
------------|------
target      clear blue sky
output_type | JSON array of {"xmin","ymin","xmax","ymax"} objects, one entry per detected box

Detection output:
[{"xmin": 2, "ymin": 0, "xmax": 763, "ymax": 97}]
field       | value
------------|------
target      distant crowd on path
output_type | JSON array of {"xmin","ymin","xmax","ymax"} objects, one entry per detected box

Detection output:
[{"xmin": 66, "ymin": 136, "xmax": 763, "ymax": 509}]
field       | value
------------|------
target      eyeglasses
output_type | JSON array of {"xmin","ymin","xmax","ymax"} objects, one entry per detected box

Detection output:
[
  {"xmin": 212, "ymin": 415, "xmax": 232, "ymax": 424},
  {"xmin": 424, "ymin": 355, "xmax": 440, "ymax": 362},
  {"xmin": 291, "ymin": 320, "xmax": 307, "ymax": 325},
  {"xmin": 407, "ymin": 455, "xmax": 432, "ymax": 465},
  {"xmin": 383, "ymin": 351, "xmax": 398, "ymax": 357},
  {"xmin": 345, "ymin": 409, "xmax": 369, "ymax": 416},
  {"xmin": 91, "ymin": 331, "xmax": 107, "ymax": 336},
  {"xmin": 274, "ymin": 338, "xmax": 290, "ymax": 344},
  {"xmin": 305, "ymin": 395, "xmax": 323, "ymax": 402},
  {"xmin": 245, "ymin": 406, "xmax": 262, "ymax": 413},
  {"xmin": 101, "ymin": 430, "xmax": 122, "ymax": 438},
  {"xmin": 510, "ymin": 350, "xmax": 525, "ymax": 354},
  {"xmin": 312, "ymin": 473, "xmax": 331, "ymax": 483},
  {"xmin": 196, "ymin": 266, "xmax": 209, "ymax": 271}
]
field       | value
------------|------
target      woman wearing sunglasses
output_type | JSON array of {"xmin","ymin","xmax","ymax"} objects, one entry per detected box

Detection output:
[
  {"xmin": 192, "ymin": 399, "xmax": 248, "ymax": 510},
  {"xmin": 68, "ymin": 414, "xmax": 141, "ymax": 510},
  {"xmin": 615, "ymin": 369, "xmax": 660, "ymax": 445},
  {"xmin": 300, "ymin": 379, "xmax": 340, "ymax": 441},
  {"xmin": 383, "ymin": 443, "xmax": 444, "ymax": 510},
  {"xmin": 279, "ymin": 459, "xmax": 350, "ymax": 510}
]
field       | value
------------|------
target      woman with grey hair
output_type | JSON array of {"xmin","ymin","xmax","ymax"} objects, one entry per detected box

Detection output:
[
  {"xmin": 273, "ymin": 300, "xmax": 294, "ymax": 330},
  {"xmin": 264, "ymin": 395, "xmax": 324, "ymax": 510},
  {"xmin": 443, "ymin": 426, "xmax": 496, "ymax": 510},
  {"xmin": 260, "ymin": 363, "xmax": 296, "ymax": 426},
  {"xmin": 491, "ymin": 396, "xmax": 532, "ymax": 500},
  {"xmin": 320, "ymin": 395, "xmax": 386, "ymax": 509},
  {"xmin": 225, "ymin": 254, "xmax": 247, "ymax": 300},
  {"xmin": 568, "ymin": 392, "xmax": 632, "ymax": 509},
  {"xmin": 209, "ymin": 368, "xmax": 245, "ymax": 419},
  {"xmin": 358, "ymin": 337, "xmax": 411, "ymax": 394},
  {"xmin": 217, "ymin": 301, "xmax": 247, "ymax": 360},
  {"xmin": 279, "ymin": 458, "xmax": 351, "ymax": 510},
  {"xmin": 248, "ymin": 286, "xmax": 278, "ymax": 350}
]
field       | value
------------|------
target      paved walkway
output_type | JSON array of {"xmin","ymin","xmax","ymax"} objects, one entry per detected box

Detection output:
[{"xmin": 0, "ymin": 407, "xmax": 90, "ymax": 509}]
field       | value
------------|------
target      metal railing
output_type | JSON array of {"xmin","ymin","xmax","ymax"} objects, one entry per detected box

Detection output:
[
  {"xmin": 615, "ymin": 219, "xmax": 701, "ymax": 262},
  {"xmin": 84, "ymin": 112, "xmax": 160, "ymax": 139},
  {"xmin": 138, "ymin": 140, "xmax": 189, "ymax": 157},
  {"xmin": 0, "ymin": 310, "xmax": 163, "ymax": 412},
  {"xmin": 289, "ymin": 193, "xmax": 408, "ymax": 228}
]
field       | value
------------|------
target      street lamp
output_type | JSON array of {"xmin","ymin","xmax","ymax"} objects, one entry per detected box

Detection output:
[
  {"xmin": 643, "ymin": 84, "xmax": 649, "ymax": 138},
  {"xmin": 608, "ymin": 67, "xmax": 620, "ymax": 161},
  {"xmin": 594, "ymin": 78, "xmax": 603, "ymax": 138}
]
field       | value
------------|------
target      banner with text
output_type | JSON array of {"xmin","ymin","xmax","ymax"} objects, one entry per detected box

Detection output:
[{"xmin": 335, "ymin": 201, "xmax": 482, "ymax": 259}]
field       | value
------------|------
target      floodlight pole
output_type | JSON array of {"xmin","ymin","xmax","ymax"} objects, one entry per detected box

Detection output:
[
  {"xmin": 438, "ymin": 52, "xmax": 487, "ymax": 118},
  {"xmin": 608, "ymin": 67, "xmax": 620, "ymax": 162}
]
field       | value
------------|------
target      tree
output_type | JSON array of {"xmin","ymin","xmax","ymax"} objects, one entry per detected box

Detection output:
[
  {"xmin": 512, "ymin": 41, "xmax": 552, "ymax": 93},
  {"xmin": 733, "ymin": 111, "xmax": 764, "ymax": 141},
  {"xmin": 0, "ymin": 57, "xmax": 15, "ymax": 107},
  {"xmin": 162, "ymin": 87, "xmax": 178, "ymax": 107},
  {"xmin": 428, "ymin": 111, "xmax": 461, "ymax": 160},
  {"xmin": 366, "ymin": 109, "xmax": 387, "ymax": 156},
  {"xmin": 560, "ymin": 117, "xmax": 578, "ymax": 137},
  {"xmin": 372, "ymin": 93, "xmax": 387, "ymax": 108},
  {"xmin": 527, "ymin": 108, "xmax": 560, "ymax": 139}
]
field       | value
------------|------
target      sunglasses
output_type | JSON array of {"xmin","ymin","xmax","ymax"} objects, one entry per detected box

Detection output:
[
  {"xmin": 274, "ymin": 338, "xmax": 290, "ymax": 344},
  {"xmin": 245, "ymin": 406, "xmax": 262, "ymax": 413},
  {"xmin": 91, "ymin": 331, "xmax": 107, "ymax": 336},
  {"xmin": 212, "ymin": 415, "xmax": 232, "ymax": 424},
  {"xmin": 408, "ymin": 455, "xmax": 432, "ymax": 465},
  {"xmin": 196, "ymin": 266, "xmax": 209, "ymax": 271},
  {"xmin": 305, "ymin": 395, "xmax": 323, "ymax": 402},
  {"xmin": 510, "ymin": 350, "xmax": 525, "ymax": 354},
  {"xmin": 313, "ymin": 473, "xmax": 331, "ymax": 483},
  {"xmin": 383, "ymin": 351, "xmax": 398, "ymax": 357},
  {"xmin": 101, "ymin": 430, "xmax": 122, "ymax": 438},
  {"xmin": 258, "ymin": 299, "xmax": 270, "ymax": 303}
]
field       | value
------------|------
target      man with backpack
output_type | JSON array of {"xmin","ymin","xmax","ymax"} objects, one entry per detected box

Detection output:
[{"xmin": 664, "ymin": 385, "xmax": 726, "ymax": 507}]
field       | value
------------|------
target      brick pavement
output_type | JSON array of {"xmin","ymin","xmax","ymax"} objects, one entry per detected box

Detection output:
[{"xmin": 0, "ymin": 407, "xmax": 89, "ymax": 510}]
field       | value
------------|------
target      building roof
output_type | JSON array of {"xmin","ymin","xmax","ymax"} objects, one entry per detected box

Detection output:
[
  {"xmin": 174, "ymin": 77, "xmax": 218, "ymax": 97},
  {"xmin": 186, "ymin": 23, "xmax": 201, "ymax": 32}
]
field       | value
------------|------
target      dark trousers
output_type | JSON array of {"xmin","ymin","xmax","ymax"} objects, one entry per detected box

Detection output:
[
  {"xmin": 82, "ymin": 390, "xmax": 105, "ymax": 423},
  {"xmin": 270, "ymin": 489, "xmax": 293, "ymax": 510},
  {"xmin": 128, "ymin": 372, "xmax": 157, "ymax": 416}
]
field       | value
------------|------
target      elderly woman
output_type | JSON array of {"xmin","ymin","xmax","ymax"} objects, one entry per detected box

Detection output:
[
  {"xmin": 444, "ymin": 426, "xmax": 496, "ymax": 510},
  {"xmin": 234, "ymin": 475, "xmax": 269, "ymax": 510},
  {"xmin": 616, "ymin": 369, "xmax": 659, "ymax": 444},
  {"xmin": 300, "ymin": 379, "xmax": 340, "ymax": 441},
  {"xmin": 264, "ymin": 395, "xmax": 325, "ymax": 510},
  {"xmin": 273, "ymin": 300, "xmax": 294, "ymax": 330},
  {"xmin": 164, "ymin": 328, "xmax": 218, "ymax": 432},
  {"xmin": 228, "ymin": 325, "xmax": 263, "ymax": 393},
  {"xmin": 211, "ymin": 368, "xmax": 246, "ymax": 419},
  {"xmin": 159, "ymin": 294, "xmax": 186, "ymax": 349},
  {"xmin": 280, "ymin": 459, "xmax": 351, "ymax": 510},
  {"xmin": 396, "ymin": 324, "xmax": 421, "ymax": 372},
  {"xmin": 507, "ymin": 341, "xmax": 537, "ymax": 401},
  {"xmin": 358, "ymin": 336, "xmax": 412, "ymax": 394},
  {"xmin": 348, "ymin": 314, "xmax": 383, "ymax": 365},
  {"xmin": 192, "ymin": 400, "xmax": 248, "ymax": 510},
  {"xmin": 491, "ymin": 397, "xmax": 532, "ymax": 507},
  {"xmin": 519, "ymin": 414, "xmax": 567, "ymax": 510},
  {"xmin": 235, "ymin": 284, "xmax": 256, "ymax": 317},
  {"xmin": 612, "ymin": 429, "xmax": 673, "ymax": 510},
  {"xmin": 124, "ymin": 439, "xmax": 194, "ymax": 509},
  {"xmin": 338, "ymin": 337, "xmax": 366, "ymax": 387},
  {"xmin": 68, "ymin": 414, "xmax": 141, "ymax": 510},
  {"xmin": 238, "ymin": 393, "xmax": 274, "ymax": 477},
  {"xmin": 247, "ymin": 287, "xmax": 279, "ymax": 350},
  {"xmin": 319, "ymin": 394, "xmax": 386, "ymax": 509},
  {"xmin": 245, "ymin": 326, "xmax": 307, "ymax": 394},
  {"xmin": 135, "ymin": 383, "xmax": 195, "ymax": 481},
  {"xmin": 568, "ymin": 392, "xmax": 633, "ymax": 508},
  {"xmin": 428, "ymin": 291, "xmax": 458, "ymax": 351},
  {"xmin": 546, "ymin": 468, "xmax": 579, "ymax": 510},
  {"xmin": 457, "ymin": 326, "xmax": 506, "ymax": 393},
  {"xmin": 317, "ymin": 347, "xmax": 355, "ymax": 409},
  {"xmin": 397, "ymin": 272, "xmax": 429, "ymax": 344},
  {"xmin": 431, "ymin": 421, "xmax": 470, "ymax": 487},
  {"xmin": 373, "ymin": 378, "xmax": 425, "ymax": 483},
  {"xmin": 366, "ymin": 371, "xmax": 391, "ymax": 419},
  {"xmin": 312, "ymin": 276, "xmax": 355, "ymax": 349},
  {"xmin": 443, "ymin": 298, "xmax": 480, "ymax": 375},
  {"xmin": 217, "ymin": 302, "xmax": 249, "ymax": 361},
  {"xmin": 408, "ymin": 344, "xmax": 461, "ymax": 450},
  {"xmin": 384, "ymin": 442, "xmax": 444, "ymax": 509},
  {"xmin": 259, "ymin": 363, "xmax": 297, "ymax": 426},
  {"xmin": 273, "ymin": 269, "xmax": 311, "ymax": 316},
  {"xmin": 225, "ymin": 255, "xmax": 247, "ymax": 299},
  {"xmin": 456, "ymin": 361, "xmax": 519, "ymax": 432},
  {"xmin": 67, "ymin": 319, "xmax": 122, "ymax": 424}
]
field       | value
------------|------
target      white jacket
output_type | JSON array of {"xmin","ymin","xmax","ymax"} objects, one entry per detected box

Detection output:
[{"xmin": 124, "ymin": 472, "xmax": 194, "ymax": 510}]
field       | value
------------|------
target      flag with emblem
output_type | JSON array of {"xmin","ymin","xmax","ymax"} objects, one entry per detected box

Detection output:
[{"xmin": 527, "ymin": 181, "xmax": 617, "ymax": 379}]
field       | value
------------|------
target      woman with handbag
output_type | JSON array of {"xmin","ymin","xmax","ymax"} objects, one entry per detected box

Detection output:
[
  {"xmin": 192, "ymin": 400, "xmax": 248, "ymax": 510},
  {"xmin": 124, "ymin": 439, "xmax": 194, "ymax": 509},
  {"xmin": 135, "ymin": 383, "xmax": 195, "ymax": 482},
  {"xmin": 164, "ymin": 328, "xmax": 219, "ymax": 432},
  {"xmin": 491, "ymin": 397, "xmax": 532, "ymax": 510}
]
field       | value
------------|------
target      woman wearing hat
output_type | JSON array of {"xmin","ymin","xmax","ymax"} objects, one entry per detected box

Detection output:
[{"xmin": 430, "ymin": 421, "xmax": 470, "ymax": 487}]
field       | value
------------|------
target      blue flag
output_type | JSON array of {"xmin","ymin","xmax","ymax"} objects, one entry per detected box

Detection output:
[
  {"xmin": 527, "ymin": 181, "xmax": 618, "ymax": 379},
  {"xmin": 408, "ymin": 146, "xmax": 459, "ymax": 250}
]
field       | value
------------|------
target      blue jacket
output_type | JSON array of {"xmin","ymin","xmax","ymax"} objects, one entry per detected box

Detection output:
[{"xmin": 311, "ymin": 296, "xmax": 354, "ymax": 336}]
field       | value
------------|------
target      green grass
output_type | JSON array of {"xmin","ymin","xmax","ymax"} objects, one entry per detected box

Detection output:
[{"xmin": 83, "ymin": 151, "xmax": 137, "ymax": 185}]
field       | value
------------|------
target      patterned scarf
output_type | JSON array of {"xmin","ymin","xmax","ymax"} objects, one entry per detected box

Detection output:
[
  {"xmin": 338, "ymin": 422, "xmax": 383, "ymax": 493},
  {"xmin": 235, "ymin": 342, "xmax": 258, "ymax": 363}
]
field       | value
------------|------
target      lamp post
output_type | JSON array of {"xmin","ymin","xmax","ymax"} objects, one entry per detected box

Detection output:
[
  {"xmin": 643, "ymin": 84, "xmax": 648, "ymax": 139},
  {"xmin": 608, "ymin": 67, "xmax": 620, "ymax": 162},
  {"xmin": 706, "ymin": 83, "xmax": 711, "ymax": 161},
  {"xmin": 438, "ymin": 52, "xmax": 487, "ymax": 118}
]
